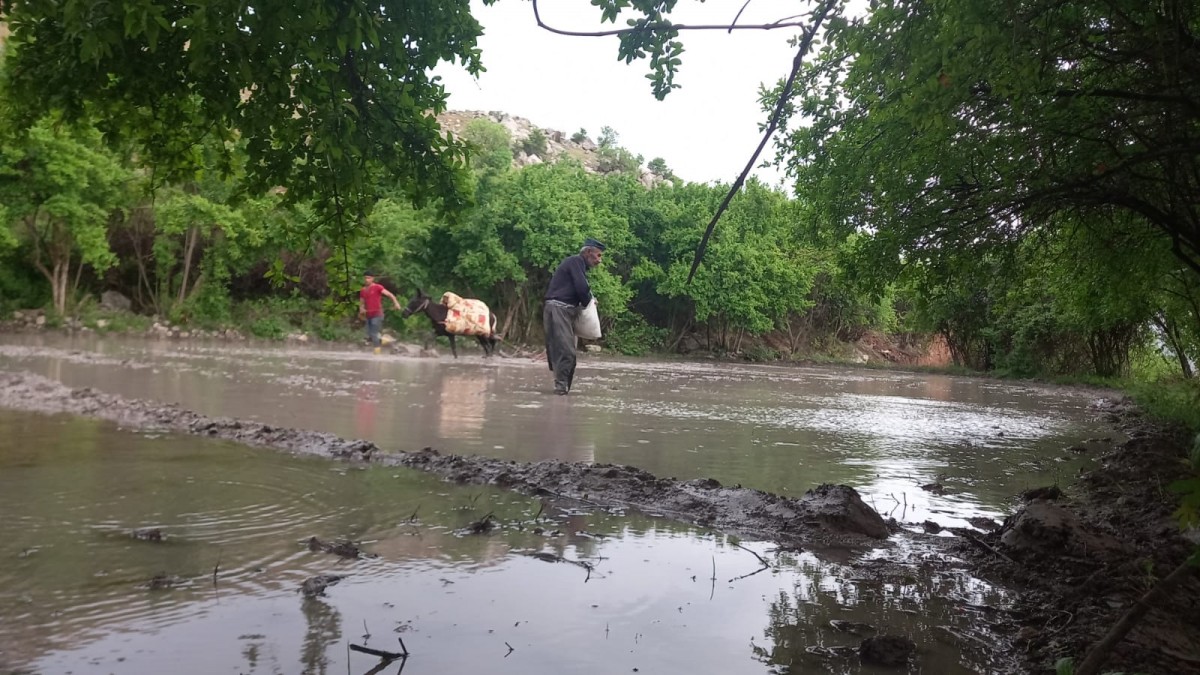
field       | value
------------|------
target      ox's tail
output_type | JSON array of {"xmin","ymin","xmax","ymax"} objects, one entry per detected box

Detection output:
[{"xmin": 488, "ymin": 311, "xmax": 502, "ymax": 342}]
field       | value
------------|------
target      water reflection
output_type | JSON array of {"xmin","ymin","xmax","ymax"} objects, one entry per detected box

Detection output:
[
  {"xmin": 354, "ymin": 382, "xmax": 380, "ymax": 439},
  {"xmin": 300, "ymin": 598, "xmax": 342, "ymax": 675},
  {"xmin": 758, "ymin": 546, "xmax": 1009, "ymax": 674},
  {"xmin": 437, "ymin": 372, "xmax": 490, "ymax": 440},
  {"xmin": 0, "ymin": 412, "xmax": 1017, "ymax": 674},
  {"xmin": 0, "ymin": 336, "xmax": 1114, "ymax": 531},
  {"xmin": 538, "ymin": 397, "xmax": 597, "ymax": 463}
]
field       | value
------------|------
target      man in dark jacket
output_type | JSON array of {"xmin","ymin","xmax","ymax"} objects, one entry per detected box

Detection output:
[{"xmin": 543, "ymin": 238, "xmax": 605, "ymax": 395}]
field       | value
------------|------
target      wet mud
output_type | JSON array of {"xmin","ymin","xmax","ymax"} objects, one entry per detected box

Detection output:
[
  {"xmin": 3, "ymin": 370, "xmax": 1197, "ymax": 673},
  {"xmin": 953, "ymin": 401, "xmax": 1200, "ymax": 673}
]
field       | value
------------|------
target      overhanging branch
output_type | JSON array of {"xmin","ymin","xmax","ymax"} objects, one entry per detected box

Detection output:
[
  {"xmin": 531, "ymin": 0, "xmax": 812, "ymax": 38},
  {"xmin": 687, "ymin": 0, "xmax": 837, "ymax": 284}
]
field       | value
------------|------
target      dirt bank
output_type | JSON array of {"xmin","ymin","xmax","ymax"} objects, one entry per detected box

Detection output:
[
  {"xmin": 3, "ymin": 370, "xmax": 1194, "ymax": 673},
  {"xmin": 953, "ymin": 401, "xmax": 1200, "ymax": 673}
]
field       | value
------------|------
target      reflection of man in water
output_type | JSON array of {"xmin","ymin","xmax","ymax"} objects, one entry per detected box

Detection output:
[
  {"xmin": 540, "ymin": 394, "xmax": 596, "ymax": 463},
  {"xmin": 543, "ymin": 238, "xmax": 605, "ymax": 395},
  {"xmin": 354, "ymin": 383, "xmax": 378, "ymax": 439}
]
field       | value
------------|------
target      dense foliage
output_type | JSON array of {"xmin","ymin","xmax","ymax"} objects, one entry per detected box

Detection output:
[
  {"xmin": 1, "ymin": 0, "xmax": 494, "ymax": 292},
  {"xmin": 0, "ymin": 1, "xmax": 1197, "ymax": 388},
  {"xmin": 595, "ymin": 0, "xmax": 1199, "ymax": 380}
]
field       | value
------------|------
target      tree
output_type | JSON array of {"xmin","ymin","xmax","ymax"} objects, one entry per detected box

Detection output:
[
  {"xmin": 461, "ymin": 118, "xmax": 513, "ymax": 174},
  {"xmin": 597, "ymin": 126, "xmax": 619, "ymax": 149},
  {"xmin": 651, "ymin": 181, "xmax": 819, "ymax": 352},
  {"xmin": 571, "ymin": 128, "xmax": 589, "ymax": 144},
  {"xmin": 775, "ymin": 0, "xmax": 1200, "ymax": 283},
  {"xmin": 1, "ymin": 0, "xmax": 493, "ymax": 270},
  {"xmin": 516, "ymin": 128, "xmax": 549, "ymax": 158},
  {"xmin": 647, "ymin": 157, "xmax": 674, "ymax": 180},
  {"xmin": 0, "ymin": 116, "xmax": 131, "ymax": 314}
]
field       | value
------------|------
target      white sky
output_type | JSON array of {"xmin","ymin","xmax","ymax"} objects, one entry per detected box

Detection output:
[{"xmin": 434, "ymin": 0, "xmax": 809, "ymax": 186}]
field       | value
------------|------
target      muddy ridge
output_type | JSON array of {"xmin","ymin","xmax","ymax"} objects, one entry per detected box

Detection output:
[{"xmin": 0, "ymin": 372, "xmax": 889, "ymax": 549}]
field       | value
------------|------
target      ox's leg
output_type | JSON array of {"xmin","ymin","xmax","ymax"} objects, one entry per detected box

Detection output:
[
  {"xmin": 478, "ymin": 315, "xmax": 493, "ymax": 357},
  {"xmin": 447, "ymin": 333, "xmax": 458, "ymax": 359}
]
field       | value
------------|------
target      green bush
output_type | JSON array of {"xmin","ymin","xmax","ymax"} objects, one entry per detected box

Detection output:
[
  {"xmin": 248, "ymin": 315, "xmax": 289, "ymax": 339},
  {"xmin": 604, "ymin": 314, "xmax": 666, "ymax": 356},
  {"xmin": 742, "ymin": 344, "xmax": 780, "ymax": 362},
  {"xmin": 517, "ymin": 128, "xmax": 549, "ymax": 158},
  {"xmin": 74, "ymin": 300, "xmax": 153, "ymax": 332},
  {"xmin": 0, "ymin": 248, "xmax": 48, "ymax": 313},
  {"xmin": 1127, "ymin": 377, "xmax": 1200, "ymax": 433}
]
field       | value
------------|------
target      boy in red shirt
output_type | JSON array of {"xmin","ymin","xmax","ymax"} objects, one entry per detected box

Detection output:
[{"xmin": 358, "ymin": 271, "xmax": 402, "ymax": 352}]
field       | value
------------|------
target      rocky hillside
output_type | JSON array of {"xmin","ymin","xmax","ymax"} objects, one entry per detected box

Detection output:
[{"xmin": 437, "ymin": 110, "xmax": 667, "ymax": 189}]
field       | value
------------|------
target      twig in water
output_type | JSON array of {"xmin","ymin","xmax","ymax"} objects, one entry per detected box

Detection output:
[
  {"xmin": 505, "ymin": 642, "xmax": 515, "ymax": 657},
  {"xmin": 350, "ymin": 644, "xmax": 403, "ymax": 660},
  {"xmin": 532, "ymin": 501, "xmax": 545, "ymax": 523},
  {"xmin": 710, "ymin": 555, "xmax": 717, "ymax": 600},
  {"xmin": 728, "ymin": 541, "xmax": 772, "ymax": 582},
  {"xmin": 729, "ymin": 566, "xmax": 770, "ymax": 583},
  {"xmin": 731, "ymin": 541, "xmax": 771, "ymax": 568},
  {"xmin": 212, "ymin": 548, "xmax": 222, "ymax": 586},
  {"xmin": 397, "ymin": 635, "xmax": 409, "ymax": 656},
  {"xmin": 408, "ymin": 505, "xmax": 420, "ymax": 523},
  {"xmin": 363, "ymin": 619, "xmax": 371, "ymax": 641}
]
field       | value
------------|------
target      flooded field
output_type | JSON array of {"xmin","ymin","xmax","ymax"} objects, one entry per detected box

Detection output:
[{"xmin": 0, "ymin": 335, "xmax": 1117, "ymax": 673}]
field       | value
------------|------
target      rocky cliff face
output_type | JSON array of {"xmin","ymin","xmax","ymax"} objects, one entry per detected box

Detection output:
[{"xmin": 437, "ymin": 110, "xmax": 667, "ymax": 189}]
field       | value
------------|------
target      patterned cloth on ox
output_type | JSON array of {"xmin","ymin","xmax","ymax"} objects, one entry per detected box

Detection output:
[{"xmin": 440, "ymin": 292, "xmax": 493, "ymax": 336}]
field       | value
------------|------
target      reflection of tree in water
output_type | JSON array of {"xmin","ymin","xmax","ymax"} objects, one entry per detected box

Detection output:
[
  {"xmin": 300, "ymin": 597, "xmax": 343, "ymax": 675},
  {"xmin": 755, "ymin": 556, "xmax": 1006, "ymax": 673}
]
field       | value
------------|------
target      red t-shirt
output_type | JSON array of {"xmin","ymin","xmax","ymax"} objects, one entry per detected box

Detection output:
[{"xmin": 360, "ymin": 283, "xmax": 385, "ymax": 318}]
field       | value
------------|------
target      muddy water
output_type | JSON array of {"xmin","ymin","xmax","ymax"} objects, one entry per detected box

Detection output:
[{"xmin": 0, "ymin": 335, "xmax": 1115, "ymax": 673}]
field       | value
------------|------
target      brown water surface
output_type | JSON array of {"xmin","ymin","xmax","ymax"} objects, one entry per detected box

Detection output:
[{"xmin": 0, "ymin": 335, "xmax": 1116, "ymax": 673}]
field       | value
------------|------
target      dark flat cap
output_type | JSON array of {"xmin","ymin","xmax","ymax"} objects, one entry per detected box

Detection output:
[{"xmin": 583, "ymin": 238, "xmax": 606, "ymax": 251}]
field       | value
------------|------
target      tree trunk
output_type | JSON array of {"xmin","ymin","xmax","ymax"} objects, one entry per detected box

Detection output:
[
  {"xmin": 669, "ymin": 317, "xmax": 693, "ymax": 352},
  {"xmin": 178, "ymin": 226, "xmax": 198, "ymax": 305},
  {"xmin": 52, "ymin": 260, "xmax": 68, "ymax": 315},
  {"xmin": 1153, "ymin": 313, "xmax": 1194, "ymax": 379},
  {"xmin": 128, "ymin": 208, "xmax": 159, "ymax": 314},
  {"xmin": 501, "ymin": 283, "xmax": 525, "ymax": 338},
  {"xmin": 70, "ymin": 256, "xmax": 85, "ymax": 313}
]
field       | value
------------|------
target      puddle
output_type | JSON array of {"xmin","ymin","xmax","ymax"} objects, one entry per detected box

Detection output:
[{"xmin": 0, "ymin": 335, "xmax": 1117, "ymax": 673}]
